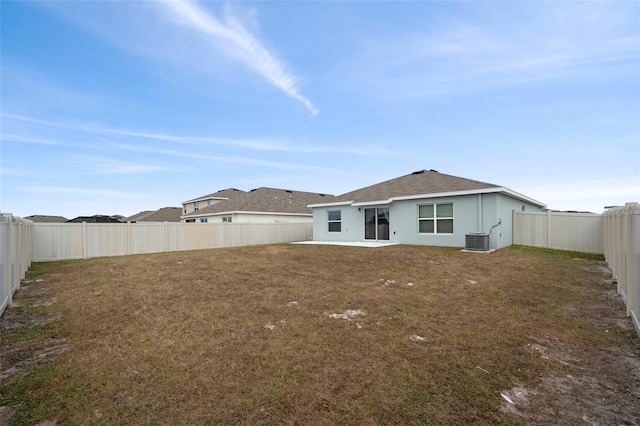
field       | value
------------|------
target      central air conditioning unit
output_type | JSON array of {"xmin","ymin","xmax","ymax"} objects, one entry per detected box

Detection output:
[{"xmin": 465, "ymin": 233, "xmax": 490, "ymax": 251}]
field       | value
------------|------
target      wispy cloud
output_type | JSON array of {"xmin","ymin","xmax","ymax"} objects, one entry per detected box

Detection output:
[
  {"xmin": 159, "ymin": 0, "xmax": 317, "ymax": 116},
  {"xmin": 522, "ymin": 176, "xmax": 640, "ymax": 212},
  {"xmin": 76, "ymin": 156, "xmax": 190, "ymax": 175},
  {"xmin": 22, "ymin": 186, "xmax": 138, "ymax": 199},
  {"xmin": 1, "ymin": 134, "xmax": 60, "ymax": 146},
  {"xmin": 2, "ymin": 113, "xmax": 390, "ymax": 155},
  {"xmin": 342, "ymin": 3, "xmax": 639, "ymax": 100},
  {"xmin": 108, "ymin": 142, "xmax": 335, "ymax": 173}
]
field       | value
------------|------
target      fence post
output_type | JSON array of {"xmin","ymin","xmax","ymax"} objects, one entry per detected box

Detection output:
[
  {"xmin": 127, "ymin": 222, "xmax": 132, "ymax": 255},
  {"xmin": 164, "ymin": 221, "xmax": 169, "ymax": 252},
  {"xmin": 546, "ymin": 209, "xmax": 552, "ymax": 249},
  {"xmin": 625, "ymin": 203, "xmax": 637, "ymax": 317},
  {"xmin": 82, "ymin": 221, "xmax": 88, "ymax": 259},
  {"xmin": 2, "ymin": 214, "xmax": 13, "ymax": 308}
]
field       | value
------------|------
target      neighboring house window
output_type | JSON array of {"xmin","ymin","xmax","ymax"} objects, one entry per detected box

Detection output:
[
  {"xmin": 222, "ymin": 216, "xmax": 232, "ymax": 223},
  {"xmin": 194, "ymin": 201, "xmax": 200, "ymax": 211},
  {"xmin": 418, "ymin": 204, "xmax": 454, "ymax": 234},
  {"xmin": 200, "ymin": 218, "xmax": 208, "ymax": 223},
  {"xmin": 186, "ymin": 219, "xmax": 195, "ymax": 223},
  {"xmin": 328, "ymin": 210, "xmax": 341, "ymax": 232}
]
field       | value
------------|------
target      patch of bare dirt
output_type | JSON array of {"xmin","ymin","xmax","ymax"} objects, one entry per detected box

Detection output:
[
  {"xmin": 501, "ymin": 261, "xmax": 640, "ymax": 425},
  {"xmin": 0, "ymin": 274, "xmax": 68, "ymax": 425}
]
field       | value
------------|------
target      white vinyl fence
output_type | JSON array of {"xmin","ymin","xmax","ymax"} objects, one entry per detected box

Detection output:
[
  {"xmin": 0, "ymin": 214, "xmax": 33, "ymax": 316},
  {"xmin": 513, "ymin": 210, "xmax": 603, "ymax": 254},
  {"xmin": 32, "ymin": 221, "xmax": 313, "ymax": 261},
  {"xmin": 603, "ymin": 203, "xmax": 640, "ymax": 338}
]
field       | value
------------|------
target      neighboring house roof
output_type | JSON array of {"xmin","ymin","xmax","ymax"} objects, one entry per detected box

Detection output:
[
  {"xmin": 24, "ymin": 215, "xmax": 68, "ymax": 223},
  {"xmin": 66, "ymin": 215, "xmax": 125, "ymax": 223},
  {"xmin": 125, "ymin": 210, "xmax": 154, "ymax": 222},
  {"xmin": 181, "ymin": 188, "xmax": 245, "ymax": 204},
  {"xmin": 309, "ymin": 170, "xmax": 545, "ymax": 208},
  {"xmin": 126, "ymin": 207, "xmax": 182, "ymax": 222},
  {"xmin": 182, "ymin": 187, "xmax": 335, "ymax": 218}
]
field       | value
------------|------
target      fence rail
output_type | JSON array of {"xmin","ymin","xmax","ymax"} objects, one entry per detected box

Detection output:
[
  {"xmin": 32, "ymin": 221, "xmax": 313, "ymax": 262},
  {"xmin": 513, "ymin": 210, "xmax": 603, "ymax": 254},
  {"xmin": 603, "ymin": 203, "xmax": 640, "ymax": 338},
  {"xmin": 0, "ymin": 214, "xmax": 33, "ymax": 316}
]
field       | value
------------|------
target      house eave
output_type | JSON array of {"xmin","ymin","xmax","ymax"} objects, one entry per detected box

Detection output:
[
  {"xmin": 181, "ymin": 196, "xmax": 229, "ymax": 205},
  {"xmin": 308, "ymin": 188, "xmax": 546, "ymax": 209},
  {"xmin": 392, "ymin": 187, "xmax": 546, "ymax": 207},
  {"xmin": 307, "ymin": 201, "xmax": 354, "ymax": 208},
  {"xmin": 181, "ymin": 211, "xmax": 313, "ymax": 220},
  {"xmin": 351, "ymin": 199, "xmax": 393, "ymax": 207}
]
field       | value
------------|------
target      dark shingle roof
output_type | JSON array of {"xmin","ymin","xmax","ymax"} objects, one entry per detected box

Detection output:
[
  {"xmin": 333, "ymin": 170, "xmax": 500, "ymax": 203},
  {"xmin": 66, "ymin": 215, "xmax": 124, "ymax": 223},
  {"xmin": 126, "ymin": 207, "xmax": 182, "ymax": 222},
  {"xmin": 182, "ymin": 187, "xmax": 334, "ymax": 217},
  {"xmin": 24, "ymin": 215, "xmax": 68, "ymax": 223},
  {"xmin": 125, "ymin": 210, "xmax": 154, "ymax": 222}
]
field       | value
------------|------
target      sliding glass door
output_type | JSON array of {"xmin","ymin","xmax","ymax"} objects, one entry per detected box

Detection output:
[{"xmin": 364, "ymin": 207, "xmax": 390, "ymax": 241}]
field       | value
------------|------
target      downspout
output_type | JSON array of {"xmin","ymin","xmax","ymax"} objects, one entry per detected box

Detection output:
[
  {"xmin": 488, "ymin": 219, "xmax": 502, "ymax": 250},
  {"xmin": 478, "ymin": 194, "xmax": 483, "ymax": 232}
]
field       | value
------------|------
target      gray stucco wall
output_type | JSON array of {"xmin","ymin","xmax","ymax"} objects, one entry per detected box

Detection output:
[{"xmin": 312, "ymin": 193, "xmax": 543, "ymax": 249}]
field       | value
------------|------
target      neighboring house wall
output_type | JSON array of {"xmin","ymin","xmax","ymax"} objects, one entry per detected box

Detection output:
[
  {"xmin": 186, "ymin": 213, "xmax": 313, "ymax": 224},
  {"xmin": 183, "ymin": 199, "xmax": 224, "ymax": 215},
  {"xmin": 312, "ymin": 193, "xmax": 542, "ymax": 249}
]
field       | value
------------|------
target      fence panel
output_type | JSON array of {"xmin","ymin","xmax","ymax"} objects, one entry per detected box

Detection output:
[
  {"xmin": 33, "ymin": 223, "xmax": 84, "ymax": 261},
  {"xmin": 603, "ymin": 203, "xmax": 640, "ymax": 338},
  {"xmin": 513, "ymin": 210, "xmax": 603, "ymax": 254},
  {"xmin": 0, "ymin": 214, "xmax": 33, "ymax": 317},
  {"xmin": 32, "ymin": 221, "xmax": 313, "ymax": 262},
  {"xmin": 86, "ymin": 223, "xmax": 129, "ymax": 258}
]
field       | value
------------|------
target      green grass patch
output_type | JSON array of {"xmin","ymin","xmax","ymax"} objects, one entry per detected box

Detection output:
[{"xmin": 512, "ymin": 245, "xmax": 604, "ymax": 261}]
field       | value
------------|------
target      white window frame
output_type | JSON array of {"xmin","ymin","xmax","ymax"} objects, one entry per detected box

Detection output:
[
  {"xmin": 222, "ymin": 216, "xmax": 232, "ymax": 223},
  {"xmin": 418, "ymin": 203, "xmax": 454, "ymax": 234},
  {"xmin": 194, "ymin": 201, "xmax": 200, "ymax": 211},
  {"xmin": 200, "ymin": 218, "xmax": 208, "ymax": 223},
  {"xmin": 327, "ymin": 210, "xmax": 342, "ymax": 232}
]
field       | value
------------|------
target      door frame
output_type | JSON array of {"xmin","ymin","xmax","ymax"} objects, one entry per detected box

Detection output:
[{"xmin": 364, "ymin": 207, "xmax": 390, "ymax": 241}]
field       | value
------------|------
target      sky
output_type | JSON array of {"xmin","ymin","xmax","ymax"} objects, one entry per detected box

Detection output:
[{"xmin": 1, "ymin": 0, "xmax": 639, "ymax": 219}]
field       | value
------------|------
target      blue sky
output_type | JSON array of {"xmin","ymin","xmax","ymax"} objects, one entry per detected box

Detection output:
[{"xmin": 2, "ymin": 0, "xmax": 639, "ymax": 218}]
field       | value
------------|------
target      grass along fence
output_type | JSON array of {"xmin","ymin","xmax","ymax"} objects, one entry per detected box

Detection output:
[
  {"xmin": 604, "ymin": 202, "xmax": 640, "ymax": 338},
  {"xmin": 513, "ymin": 210, "xmax": 603, "ymax": 254},
  {"xmin": 0, "ymin": 214, "xmax": 33, "ymax": 316},
  {"xmin": 32, "ymin": 221, "xmax": 313, "ymax": 261}
]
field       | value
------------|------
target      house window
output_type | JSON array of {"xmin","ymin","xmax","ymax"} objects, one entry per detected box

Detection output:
[
  {"xmin": 200, "ymin": 218, "xmax": 208, "ymax": 223},
  {"xmin": 419, "ymin": 203, "xmax": 454, "ymax": 234},
  {"xmin": 328, "ymin": 210, "xmax": 341, "ymax": 232},
  {"xmin": 185, "ymin": 219, "xmax": 195, "ymax": 223},
  {"xmin": 222, "ymin": 216, "xmax": 232, "ymax": 223},
  {"xmin": 194, "ymin": 201, "xmax": 200, "ymax": 211}
]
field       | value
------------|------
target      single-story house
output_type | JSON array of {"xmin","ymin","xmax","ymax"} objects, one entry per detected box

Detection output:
[
  {"xmin": 24, "ymin": 215, "xmax": 68, "ymax": 223},
  {"xmin": 66, "ymin": 215, "xmax": 125, "ymax": 223},
  {"xmin": 308, "ymin": 170, "xmax": 546, "ymax": 250},
  {"xmin": 126, "ymin": 207, "xmax": 182, "ymax": 223},
  {"xmin": 181, "ymin": 187, "xmax": 335, "ymax": 223}
]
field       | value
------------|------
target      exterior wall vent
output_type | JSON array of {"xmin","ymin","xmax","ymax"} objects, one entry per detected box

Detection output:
[{"xmin": 465, "ymin": 233, "xmax": 490, "ymax": 251}]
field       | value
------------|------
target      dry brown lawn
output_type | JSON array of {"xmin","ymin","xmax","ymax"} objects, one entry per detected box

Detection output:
[{"xmin": 1, "ymin": 244, "xmax": 638, "ymax": 425}]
